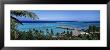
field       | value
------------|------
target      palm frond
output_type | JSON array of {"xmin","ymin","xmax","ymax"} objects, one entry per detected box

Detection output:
[
  {"xmin": 11, "ymin": 16, "xmax": 23, "ymax": 25},
  {"xmin": 11, "ymin": 10, "xmax": 39, "ymax": 20}
]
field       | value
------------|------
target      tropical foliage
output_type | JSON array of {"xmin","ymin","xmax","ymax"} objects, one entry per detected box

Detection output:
[
  {"xmin": 11, "ymin": 25, "xmax": 100, "ymax": 40},
  {"xmin": 11, "ymin": 10, "xmax": 38, "ymax": 40},
  {"xmin": 11, "ymin": 10, "xmax": 100, "ymax": 40}
]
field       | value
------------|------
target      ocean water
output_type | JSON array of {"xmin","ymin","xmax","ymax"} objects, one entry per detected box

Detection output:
[{"xmin": 16, "ymin": 22, "xmax": 100, "ymax": 35}]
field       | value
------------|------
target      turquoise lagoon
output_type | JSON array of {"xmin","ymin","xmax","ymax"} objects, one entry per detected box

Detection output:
[{"xmin": 17, "ymin": 21, "xmax": 100, "ymax": 35}]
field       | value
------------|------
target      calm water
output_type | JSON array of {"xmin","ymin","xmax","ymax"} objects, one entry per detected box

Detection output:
[{"xmin": 17, "ymin": 22, "xmax": 100, "ymax": 35}]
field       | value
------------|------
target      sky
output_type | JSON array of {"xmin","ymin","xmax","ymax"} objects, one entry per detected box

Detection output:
[{"xmin": 16, "ymin": 10, "xmax": 100, "ymax": 21}]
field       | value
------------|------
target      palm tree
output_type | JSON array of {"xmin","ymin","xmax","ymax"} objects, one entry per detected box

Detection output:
[
  {"xmin": 11, "ymin": 10, "xmax": 39, "ymax": 40},
  {"xmin": 11, "ymin": 10, "xmax": 39, "ymax": 24}
]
